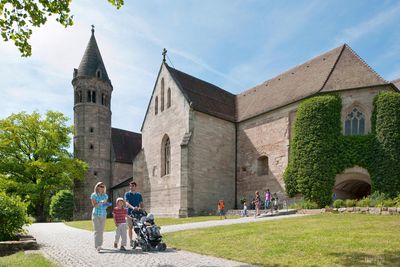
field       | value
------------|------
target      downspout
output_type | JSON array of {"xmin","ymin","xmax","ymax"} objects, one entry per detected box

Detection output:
[{"xmin": 234, "ymin": 122, "xmax": 238, "ymax": 209}]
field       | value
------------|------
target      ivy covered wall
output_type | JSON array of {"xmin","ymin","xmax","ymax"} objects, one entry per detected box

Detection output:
[{"xmin": 284, "ymin": 92, "xmax": 400, "ymax": 207}]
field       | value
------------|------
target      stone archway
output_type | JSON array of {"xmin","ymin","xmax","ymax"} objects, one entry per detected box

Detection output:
[{"xmin": 334, "ymin": 166, "xmax": 371, "ymax": 200}]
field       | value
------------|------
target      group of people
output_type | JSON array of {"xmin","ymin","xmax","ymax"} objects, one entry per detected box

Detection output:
[
  {"xmin": 217, "ymin": 189, "xmax": 279, "ymax": 219},
  {"xmin": 90, "ymin": 181, "xmax": 143, "ymax": 252},
  {"xmin": 241, "ymin": 189, "xmax": 278, "ymax": 217}
]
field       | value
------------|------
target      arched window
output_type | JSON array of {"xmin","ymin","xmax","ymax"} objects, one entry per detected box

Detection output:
[
  {"xmin": 257, "ymin": 156, "xmax": 268, "ymax": 176},
  {"xmin": 345, "ymin": 107, "xmax": 365, "ymax": 135},
  {"xmin": 161, "ymin": 135, "xmax": 170, "ymax": 176},
  {"xmin": 96, "ymin": 69, "xmax": 102, "ymax": 79},
  {"xmin": 155, "ymin": 96, "xmax": 158, "ymax": 115},
  {"xmin": 167, "ymin": 88, "xmax": 171, "ymax": 108},
  {"xmin": 87, "ymin": 90, "xmax": 96, "ymax": 103},
  {"xmin": 161, "ymin": 78, "xmax": 165, "ymax": 112},
  {"xmin": 74, "ymin": 92, "xmax": 79, "ymax": 104}
]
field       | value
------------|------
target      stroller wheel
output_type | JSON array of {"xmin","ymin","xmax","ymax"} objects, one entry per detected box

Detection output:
[
  {"xmin": 157, "ymin": 243, "xmax": 167, "ymax": 251},
  {"xmin": 142, "ymin": 244, "xmax": 151, "ymax": 252}
]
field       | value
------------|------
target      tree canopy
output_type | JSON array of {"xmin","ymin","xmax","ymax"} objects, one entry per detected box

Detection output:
[
  {"xmin": 0, "ymin": 0, "xmax": 124, "ymax": 57},
  {"xmin": 0, "ymin": 111, "xmax": 87, "ymax": 221}
]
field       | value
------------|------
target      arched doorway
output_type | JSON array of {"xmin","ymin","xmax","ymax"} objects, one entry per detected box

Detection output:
[{"xmin": 334, "ymin": 166, "xmax": 371, "ymax": 199}]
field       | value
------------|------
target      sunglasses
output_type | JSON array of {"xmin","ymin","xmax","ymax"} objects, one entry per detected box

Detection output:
[{"xmin": 98, "ymin": 185, "xmax": 104, "ymax": 188}]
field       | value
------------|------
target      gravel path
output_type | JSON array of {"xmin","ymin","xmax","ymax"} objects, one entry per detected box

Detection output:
[{"xmin": 28, "ymin": 212, "xmax": 305, "ymax": 267}]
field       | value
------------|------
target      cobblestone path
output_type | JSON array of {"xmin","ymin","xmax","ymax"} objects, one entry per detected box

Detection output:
[{"xmin": 28, "ymin": 213, "xmax": 304, "ymax": 267}]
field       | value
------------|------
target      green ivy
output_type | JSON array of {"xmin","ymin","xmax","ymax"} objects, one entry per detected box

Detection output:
[{"xmin": 284, "ymin": 92, "xmax": 400, "ymax": 207}]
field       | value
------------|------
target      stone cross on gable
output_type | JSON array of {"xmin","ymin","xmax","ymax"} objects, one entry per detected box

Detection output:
[
  {"xmin": 162, "ymin": 48, "xmax": 167, "ymax": 63},
  {"xmin": 91, "ymin": 25, "xmax": 95, "ymax": 34}
]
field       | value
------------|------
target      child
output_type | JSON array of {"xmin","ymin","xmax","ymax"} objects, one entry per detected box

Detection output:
[
  {"xmin": 241, "ymin": 201, "xmax": 248, "ymax": 217},
  {"xmin": 217, "ymin": 200, "xmax": 227, "ymax": 219},
  {"xmin": 113, "ymin": 197, "xmax": 127, "ymax": 251}
]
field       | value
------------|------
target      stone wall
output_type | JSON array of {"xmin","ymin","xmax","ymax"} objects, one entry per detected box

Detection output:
[
  {"xmin": 237, "ymin": 103, "xmax": 296, "ymax": 207},
  {"xmin": 141, "ymin": 64, "xmax": 190, "ymax": 217},
  {"xmin": 189, "ymin": 111, "xmax": 235, "ymax": 215}
]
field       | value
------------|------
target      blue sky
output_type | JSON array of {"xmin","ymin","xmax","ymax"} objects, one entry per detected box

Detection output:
[{"xmin": 0, "ymin": 0, "xmax": 399, "ymax": 134}]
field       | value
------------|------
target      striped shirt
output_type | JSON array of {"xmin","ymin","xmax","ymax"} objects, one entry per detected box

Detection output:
[
  {"xmin": 91, "ymin": 193, "xmax": 108, "ymax": 217},
  {"xmin": 113, "ymin": 207, "xmax": 127, "ymax": 224}
]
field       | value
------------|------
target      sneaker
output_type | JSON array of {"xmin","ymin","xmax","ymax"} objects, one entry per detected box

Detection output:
[
  {"xmin": 130, "ymin": 240, "xmax": 134, "ymax": 247},
  {"xmin": 114, "ymin": 243, "xmax": 118, "ymax": 248},
  {"xmin": 120, "ymin": 246, "xmax": 126, "ymax": 251}
]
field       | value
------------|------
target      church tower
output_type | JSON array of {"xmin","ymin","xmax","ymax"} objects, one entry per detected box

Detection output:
[{"xmin": 72, "ymin": 27, "xmax": 113, "ymax": 219}]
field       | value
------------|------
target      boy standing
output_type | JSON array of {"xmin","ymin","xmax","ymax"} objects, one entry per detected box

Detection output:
[
  {"xmin": 217, "ymin": 200, "xmax": 227, "ymax": 219},
  {"xmin": 113, "ymin": 197, "xmax": 127, "ymax": 251}
]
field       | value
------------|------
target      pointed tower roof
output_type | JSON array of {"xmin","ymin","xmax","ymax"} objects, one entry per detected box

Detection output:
[{"xmin": 76, "ymin": 26, "xmax": 110, "ymax": 81}]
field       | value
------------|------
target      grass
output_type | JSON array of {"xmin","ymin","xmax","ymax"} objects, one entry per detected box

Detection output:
[
  {"xmin": 163, "ymin": 213, "xmax": 400, "ymax": 267},
  {"xmin": 64, "ymin": 215, "xmax": 240, "ymax": 232},
  {"xmin": 0, "ymin": 252, "xmax": 57, "ymax": 267}
]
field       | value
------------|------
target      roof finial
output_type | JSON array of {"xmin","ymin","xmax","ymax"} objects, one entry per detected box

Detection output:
[
  {"xmin": 91, "ymin": 24, "xmax": 95, "ymax": 35},
  {"xmin": 162, "ymin": 48, "xmax": 167, "ymax": 63}
]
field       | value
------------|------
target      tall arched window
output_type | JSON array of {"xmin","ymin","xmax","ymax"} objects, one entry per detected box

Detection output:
[
  {"xmin": 167, "ymin": 88, "xmax": 171, "ymax": 108},
  {"xmin": 345, "ymin": 107, "xmax": 365, "ymax": 135},
  {"xmin": 155, "ymin": 96, "xmax": 158, "ymax": 115},
  {"xmin": 161, "ymin": 135, "xmax": 170, "ymax": 176},
  {"xmin": 87, "ymin": 90, "xmax": 96, "ymax": 103},
  {"xmin": 161, "ymin": 78, "xmax": 165, "ymax": 112},
  {"xmin": 257, "ymin": 156, "xmax": 269, "ymax": 176}
]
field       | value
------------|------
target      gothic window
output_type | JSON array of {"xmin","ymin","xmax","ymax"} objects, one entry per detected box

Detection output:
[
  {"xmin": 101, "ymin": 93, "xmax": 108, "ymax": 106},
  {"xmin": 78, "ymin": 91, "xmax": 82, "ymax": 102},
  {"xmin": 74, "ymin": 92, "xmax": 79, "ymax": 104},
  {"xmin": 155, "ymin": 96, "xmax": 158, "ymax": 115},
  {"xmin": 161, "ymin": 78, "xmax": 165, "ymax": 112},
  {"xmin": 89, "ymin": 144, "xmax": 94, "ymax": 150},
  {"xmin": 92, "ymin": 91, "xmax": 96, "ymax": 103},
  {"xmin": 257, "ymin": 156, "xmax": 268, "ymax": 176},
  {"xmin": 90, "ymin": 127, "xmax": 94, "ymax": 133},
  {"xmin": 161, "ymin": 135, "xmax": 170, "ymax": 176},
  {"xmin": 167, "ymin": 88, "xmax": 171, "ymax": 108},
  {"xmin": 345, "ymin": 107, "xmax": 365, "ymax": 135}
]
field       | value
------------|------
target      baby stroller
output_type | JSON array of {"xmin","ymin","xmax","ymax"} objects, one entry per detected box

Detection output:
[{"xmin": 128, "ymin": 209, "xmax": 167, "ymax": 252}]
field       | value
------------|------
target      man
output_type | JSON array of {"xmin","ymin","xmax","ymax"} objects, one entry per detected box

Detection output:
[{"xmin": 124, "ymin": 181, "xmax": 144, "ymax": 247}]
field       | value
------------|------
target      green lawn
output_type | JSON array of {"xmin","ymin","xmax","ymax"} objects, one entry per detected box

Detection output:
[
  {"xmin": 0, "ymin": 252, "xmax": 57, "ymax": 267},
  {"xmin": 65, "ymin": 215, "xmax": 240, "ymax": 232},
  {"xmin": 163, "ymin": 213, "xmax": 400, "ymax": 267}
]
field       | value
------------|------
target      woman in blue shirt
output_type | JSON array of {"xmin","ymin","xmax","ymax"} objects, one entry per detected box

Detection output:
[{"xmin": 91, "ymin": 182, "xmax": 110, "ymax": 252}]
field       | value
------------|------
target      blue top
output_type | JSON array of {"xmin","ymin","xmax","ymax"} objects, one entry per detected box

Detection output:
[
  {"xmin": 124, "ymin": 191, "xmax": 143, "ymax": 214},
  {"xmin": 90, "ymin": 193, "xmax": 108, "ymax": 217}
]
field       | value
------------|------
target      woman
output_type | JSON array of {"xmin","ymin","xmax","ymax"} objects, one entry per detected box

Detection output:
[
  {"xmin": 91, "ymin": 182, "xmax": 110, "ymax": 252},
  {"xmin": 254, "ymin": 191, "xmax": 261, "ymax": 217}
]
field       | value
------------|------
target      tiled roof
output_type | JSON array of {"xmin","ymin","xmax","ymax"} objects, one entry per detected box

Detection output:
[
  {"xmin": 392, "ymin": 78, "xmax": 400, "ymax": 90},
  {"xmin": 111, "ymin": 128, "xmax": 142, "ymax": 163},
  {"xmin": 76, "ymin": 31, "xmax": 110, "ymax": 81},
  {"xmin": 166, "ymin": 64, "xmax": 236, "ymax": 122},
  {"xmin": 236, "ymin": 44, "xmax": 387, "ymax": 122}
]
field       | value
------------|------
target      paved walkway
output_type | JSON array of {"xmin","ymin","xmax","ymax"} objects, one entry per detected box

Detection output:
[{"xmin": 28, "ymin": 212, "xmax": 305, "ymax": 267}]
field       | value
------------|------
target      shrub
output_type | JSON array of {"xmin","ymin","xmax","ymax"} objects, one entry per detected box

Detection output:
[
  {"xmin": 394, "ymin": 194, "xmax": 400, "ymax": 207},
  {"xmin": 345, "ymin": 199, "xmax": 356, "ymax": 207},
  {"xmin": 289, "ymin": 200, "xmax": 319, "ymax": 209},
  {"xmin": 356, "ymin": 197, "xmax": 371, "ymax": 207},
  {"xmin": 333, "ymin": 199, "xmax": 344, "ymax": 208},
  {"xmin": 0, "ymin": 192, "xmax": 31, "ymax": 241},
  {"xmin": 369, "ymin": 191, "xmax": 387, "ymax": 207},
  {"xmin": 49, "ymin": 190, "xmax": 74, "ymax": 221}
]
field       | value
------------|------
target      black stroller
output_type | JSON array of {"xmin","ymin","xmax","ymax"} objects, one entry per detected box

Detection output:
[{"xmin": 128, "ymin": 209, "xmax": 167, "ymax": 252}]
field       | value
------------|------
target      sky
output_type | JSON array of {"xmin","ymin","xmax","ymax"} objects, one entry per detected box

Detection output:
[{"xmin": 0, "ymin": 0, "xmax": 399, "ymax": 135}]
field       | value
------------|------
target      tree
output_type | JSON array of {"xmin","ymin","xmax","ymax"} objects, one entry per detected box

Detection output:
[
  {"xmin": 0, "ymin": 111, "xmax": 88, "ymax": 221},
  {"xmin": 0, "ymin": 0, "xmax": 124, "ymax": 57}
]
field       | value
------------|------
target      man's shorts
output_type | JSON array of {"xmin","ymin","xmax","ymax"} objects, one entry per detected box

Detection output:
[{"xmin": 127, "ymin": 216, "xmax": 134, "ymax": 228}]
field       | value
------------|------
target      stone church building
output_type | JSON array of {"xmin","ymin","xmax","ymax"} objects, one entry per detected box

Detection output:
[{"xmin": 73, "ymin": 29, "xmax": 400, "ymax": 218}]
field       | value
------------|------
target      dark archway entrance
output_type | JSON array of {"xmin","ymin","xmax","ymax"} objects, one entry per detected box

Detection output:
[{"xmin": 334, "ymin": 166, "xmax": 371, "ymax": 200}]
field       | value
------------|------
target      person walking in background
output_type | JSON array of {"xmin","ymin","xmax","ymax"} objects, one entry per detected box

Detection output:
[
  {"xmin": 241, "ymin": 201, "xmax": 248, "ymax": 217},
  {"xmin": 90, "ymin": 182, "xmax": 111, "ymax": 252},
  {"xmin": 265, "ymin": 189, "xmax": 272, "ymax": 211},
  {"xmin": 113, "ymin": 197, "xmax": 127, "ymax": 251},
  {"xmin": 254, "ymin": 191, "xmax": 261, "ymax": 217},
  {"xmin": 124, "ymin": 181, "xmax": 144, "ymax": 247},
  {"xmin": 217, "ymin": 200, "xmax": 227, "ymax": 219}
]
